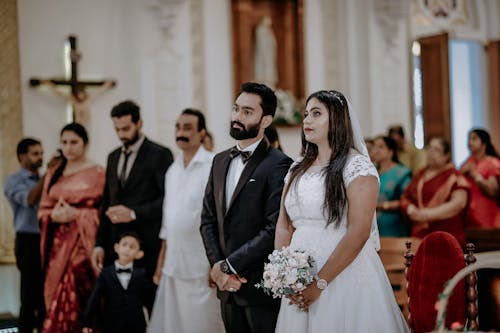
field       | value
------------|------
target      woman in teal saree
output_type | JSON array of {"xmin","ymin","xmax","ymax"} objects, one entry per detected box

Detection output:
[{"xmin": 373, "ymin": 136, "xmax": 412, "ymax": 236}]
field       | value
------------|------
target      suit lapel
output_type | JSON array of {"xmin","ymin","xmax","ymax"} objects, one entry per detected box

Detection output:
[
  {"xmin": 128, "ymin": 269, "xmax": 139, "ymax": 290},
  {"xmin": 109, "ymin": 149, "xmax": 121, "ymax": 182},
  {"xmin": 110, "ymin": 268, "xmax": 126, "ymax": 291},
  {"xmin": 226, "ymin": 139, "xmax": 270, "ymax": 215},
  {"xmin": 214, "ymin": 152, "xmax": 232, "ymax": 229}
]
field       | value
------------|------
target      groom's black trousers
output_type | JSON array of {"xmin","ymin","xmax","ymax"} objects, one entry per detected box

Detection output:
[{"xmin": 220, "ymin": 300, "xmax": 279, "ymax": 333}]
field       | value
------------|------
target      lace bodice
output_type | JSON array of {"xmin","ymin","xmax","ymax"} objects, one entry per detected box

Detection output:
[
  {"xmin": 284, "ymin": 152, "xmax": 378, "ymax": 229},
  {"xmin": 284, "ymin": 152, "xmax": 380, "ymax": 269}
]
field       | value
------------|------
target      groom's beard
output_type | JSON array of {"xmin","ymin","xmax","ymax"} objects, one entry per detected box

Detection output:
[
  {"xmin": 230, "ymin": 120, "xmax": 261, "ymax": 140},
  {"xmin": 121, "ymin": 130, "xmax": 140, "ymax": 148}
]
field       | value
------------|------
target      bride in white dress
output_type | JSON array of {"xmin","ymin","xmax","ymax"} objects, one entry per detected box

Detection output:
[{"xmin": 274, "ymin": 90, "xmax": 410, "ymax": 333}]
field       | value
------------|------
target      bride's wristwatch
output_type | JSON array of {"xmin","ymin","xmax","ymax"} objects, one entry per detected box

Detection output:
[{"xmin": 315, "ymin": 276, "xmax": 328, "ymax": 290}]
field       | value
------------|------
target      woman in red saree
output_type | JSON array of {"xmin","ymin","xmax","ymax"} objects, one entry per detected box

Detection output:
[
  {"xmin": 401, "ymin": 137, "xmax": 469, "ymax": 247},
  {"xmin": 460, "ymin": 128, "xmax": 500, "ymax": 228},
  {"xmin": 38, "ymin": 123, "xmax": 105, "ymax": 333}
]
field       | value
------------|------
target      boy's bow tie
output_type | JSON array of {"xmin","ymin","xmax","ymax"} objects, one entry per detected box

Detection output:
[{"xmin": 116, "ymin": 268, "xmax": 132, "ymax": 274}]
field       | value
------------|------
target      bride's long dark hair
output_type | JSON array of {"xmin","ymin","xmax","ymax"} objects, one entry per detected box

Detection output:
[{"xmin": 284, "ymin": 90, "xmax": 354, "ymax": 228}]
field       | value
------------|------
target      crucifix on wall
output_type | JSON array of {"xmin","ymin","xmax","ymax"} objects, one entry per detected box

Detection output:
[{"xmin": 30, "ymin": 35, "xmax": 116, "ymax": 127}]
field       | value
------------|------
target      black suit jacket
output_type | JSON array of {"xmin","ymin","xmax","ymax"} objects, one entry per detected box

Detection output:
[
  {"xmin": 200, "ymin": 139, "xmax": 292, "ymax": 306},
  {"xmin": 82, "ymin": 265, "xmax": 150, "ymax": 333},
  {"xmin": 96, "ymin": 138, "xmax": 173, "ymax": 275}
]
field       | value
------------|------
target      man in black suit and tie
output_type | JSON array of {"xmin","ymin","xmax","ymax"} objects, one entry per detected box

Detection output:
[
  {"xmin": 200, "ymin": 82, "xmax": 292, "ymax": 333},
  {"xmin": 91, "ymin": 100, "xmax": 173, "ymax": 309}
]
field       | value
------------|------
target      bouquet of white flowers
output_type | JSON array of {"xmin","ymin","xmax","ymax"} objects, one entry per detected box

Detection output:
[{"xmin": 255, "ymin": 247, "xmax": 315, "ymax": 298}]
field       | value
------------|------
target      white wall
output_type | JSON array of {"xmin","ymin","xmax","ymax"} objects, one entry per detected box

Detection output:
[
  {"xmin": 201, "ymin": 0, "xmax": 234, "ymax": 153},
  {"xmin": 19, "ymin": 0, "xmax": 142, "ymax": 165},
  {"xmin": 302, "ymin": 0, "xmax": 413, "ymax": 143},
  {"xmin": 17, "ymin": 0, "xmax": 500, "ymax": 162},
  {"xmin": 16, "ymin": 0, "xmax": 420, "ymax": 165},
  {"xmin": 17, "ymin": 0, "xmax": 236, "ymax": 164}
]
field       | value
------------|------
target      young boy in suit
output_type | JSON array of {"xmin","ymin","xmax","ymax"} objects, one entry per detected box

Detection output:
[{"xmin": 83, "ymin": 232, "xmax": 150, "ymax": 333}]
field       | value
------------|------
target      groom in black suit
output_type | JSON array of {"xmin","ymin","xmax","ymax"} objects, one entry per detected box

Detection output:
[
  {"xmin": 92, "ymin": 100, "xmax": 173, "ymax": 309},
  {"xmin": 200, "ymin": 82, "xmax": 292, "ymax": 333}
]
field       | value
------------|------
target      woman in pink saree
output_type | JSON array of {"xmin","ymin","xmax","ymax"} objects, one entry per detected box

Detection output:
[
  {"xmin": 460, "ymin": 128, "xmax": 500, "ymax": 228},
  {"xmin": 38, "ymin": 123, "xmax": 105, "ymax": 332}
]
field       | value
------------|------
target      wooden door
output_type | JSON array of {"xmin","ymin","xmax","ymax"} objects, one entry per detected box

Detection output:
[
  {"xmin": 419, "ymin": 33, "xmax": 451, "ymax": 144},
  {"xmin": 486, "ymin": 40, "xmax": 500, "ymax": 150}
]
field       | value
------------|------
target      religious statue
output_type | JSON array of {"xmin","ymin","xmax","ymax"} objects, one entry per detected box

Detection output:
[
  {"xmin": 29, "ymin": 35, "xmax": 116, "ymax": 127},
  {"xmin": 39, "ymin": 79, "xmax": 114, "ymax": 126},
  {"xmin": 254, "ymin": 16, "xmax": 278, "ymax": 88}
]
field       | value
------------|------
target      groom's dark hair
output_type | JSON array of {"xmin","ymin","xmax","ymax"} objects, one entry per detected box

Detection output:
[
  {"xmin": 111, "ymin": 100, "xmax": 141, "ymax": 123},
  {"xmin": 240, "ymin": 82, "xmax": 277, "ymax": 118}
]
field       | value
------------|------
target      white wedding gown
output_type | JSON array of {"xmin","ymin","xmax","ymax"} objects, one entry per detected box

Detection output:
[{"xmin": 275, "ymin": 153, "xmax": 410, "ymax": 333}]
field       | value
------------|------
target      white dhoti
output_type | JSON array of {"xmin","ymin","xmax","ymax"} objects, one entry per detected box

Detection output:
[{"xmin": 148, "ymin": 275, "xmax": 224, "ymax": 333}]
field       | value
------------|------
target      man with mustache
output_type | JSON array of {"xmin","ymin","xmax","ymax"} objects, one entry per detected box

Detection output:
[
  {"xmin": 148, "ymin": 109, "xmax": 224, "ymax": 333},
  {"xmin": 92, "ymin": 100, "xmax": 173, "ymax": 312},
  {"xmin": 200, "ymin": 82, "xmax": 292, "ymax": 333}
]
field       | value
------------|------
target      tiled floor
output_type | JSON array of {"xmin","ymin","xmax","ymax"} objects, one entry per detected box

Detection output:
[{"xmin": 0, "ymin": 317, "xmax": 17, "ymax": 332}]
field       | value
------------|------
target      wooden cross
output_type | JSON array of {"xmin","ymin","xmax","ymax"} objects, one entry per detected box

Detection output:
[{"xmin": 30, "ymin": 35, "xmax": 116, "ymax": 122}]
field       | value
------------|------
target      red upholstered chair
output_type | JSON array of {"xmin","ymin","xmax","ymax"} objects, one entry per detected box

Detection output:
[{"xmin": 407, "ymin": 232, "xmax": 466, "ymax": 333}]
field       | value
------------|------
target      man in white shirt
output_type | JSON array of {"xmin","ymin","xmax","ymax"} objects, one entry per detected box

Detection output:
[{"xmin": 148, "ymin": 109, "xmax": 224, "ymax": 333}]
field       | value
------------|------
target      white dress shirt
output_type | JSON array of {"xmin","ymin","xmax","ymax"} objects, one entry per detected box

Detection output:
[
  {"xmin": 114, "ymin": 261, "xmax": 133, "ymax": 289},
  {"xmin": 225, "ymin": 138, "xmax": 263, "ymax": 209},
  {"xmin": 159, "ymin": 146, "xmax": 215, "ymax": 279}
]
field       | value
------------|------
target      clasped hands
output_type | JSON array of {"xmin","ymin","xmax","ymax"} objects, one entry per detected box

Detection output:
[
  {"xmin": 210, "ymin": 261, "xmax": 247, "ymax": 292},
  {"xmin": 461, "ymin": 161, "xmax": 476, "ymax": 177},
  {"xmin": 51, "ymin": 197, "xmax": 77, "ymax": 223},
  {"xmin": 407, "ymin": 204, "xmax": 430, "ymax": 226},
  {"xmin": 106, "ymin": 205, "xmax": 133, "ymax": 224},
  {"xmin": 461, "ymin": 161, "xmax": 485, "ymax": 182},
  {"xmin": 287, "ymin": 283, "xmax": 322, "ymax": 312}
]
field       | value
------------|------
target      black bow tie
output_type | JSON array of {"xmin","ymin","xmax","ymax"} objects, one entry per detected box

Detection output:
[
  {"xmin": 229, "ymin": 147, "xmax": 251, "ymax": 163},
  {"xmin": 116, "ymin": 268, "xmax": 132, "ymax": 274}
]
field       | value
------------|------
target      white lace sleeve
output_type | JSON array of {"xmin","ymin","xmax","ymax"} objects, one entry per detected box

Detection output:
[
  {"xmin": 343, "ymin": 153, "xmax": 379, "ymax": 188},
  {"xmin": 343, "ymin": 153, "xmax": 381, "ymax": 250}
]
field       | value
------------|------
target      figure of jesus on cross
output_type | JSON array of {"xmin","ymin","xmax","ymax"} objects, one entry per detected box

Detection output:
[{"xmin": 30, "ymin": 35, "xmax": 116, "ymax": 127}]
